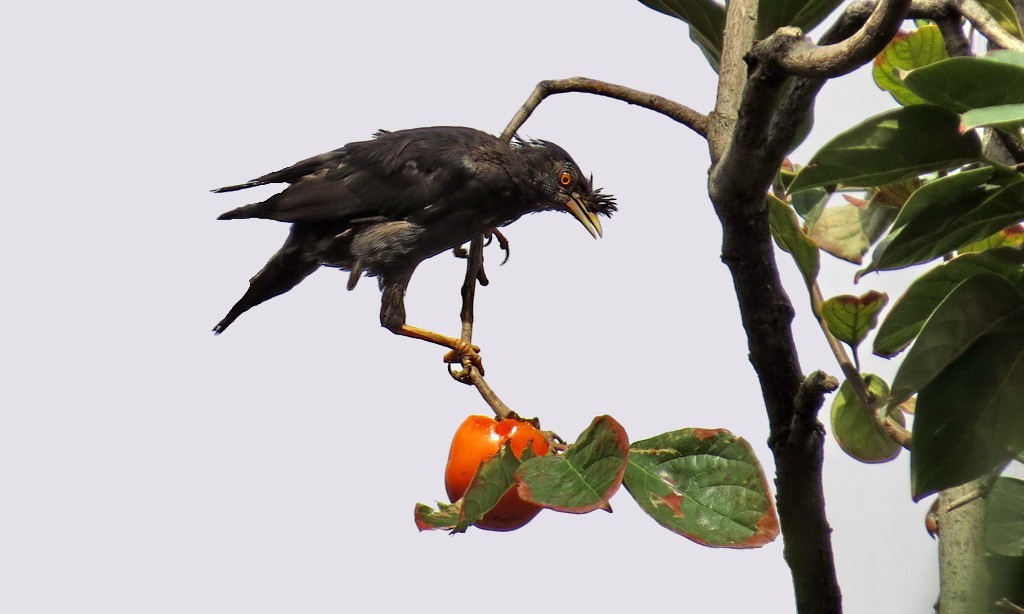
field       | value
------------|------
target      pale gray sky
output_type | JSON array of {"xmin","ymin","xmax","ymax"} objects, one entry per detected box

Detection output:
[{"xmin": 3, "ymin": 1, "xmax": 938, "ymax": 611}]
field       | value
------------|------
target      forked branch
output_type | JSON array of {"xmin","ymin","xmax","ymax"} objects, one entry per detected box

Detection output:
[{"xmin": 751, "ymin": 0, "xmax": 912, "ymax": 78}]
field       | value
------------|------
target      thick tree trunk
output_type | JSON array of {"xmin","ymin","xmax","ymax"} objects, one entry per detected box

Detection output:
[
  {"xmin": 706, "ymin": 1, "xmax": 847, "ymax": 611},
  {"xmin": 711, "ymin": 187, "xmax": 844, "ymax": 614},
  {"xmin": 936, "ymin": 480, "xmax": 990, "ymax": 613}
]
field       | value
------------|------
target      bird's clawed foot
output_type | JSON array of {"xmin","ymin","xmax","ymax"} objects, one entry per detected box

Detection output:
[
  {"xmin": 453, "ymin": 229, "xmax": 510, "ymax": 262},
  {"xmin": 392, "ymin": 324, "xmax": 485, "ymax": 376},
  {"xmin": 443, "ymin": 339, "xmax": 485, "ymax": 378},
  {"xmin": 486, "ymin": 228, "xmax": 510, "ymax": 265}
]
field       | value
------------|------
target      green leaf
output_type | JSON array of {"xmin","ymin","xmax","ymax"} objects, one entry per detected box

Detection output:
[
  {"xmin": 777, "ymin": 164, "xmax": 838, "ymax": 222},
  {"xmin": 891, "ymin": 274, "xmax": 1024, "ymax": 406},
  {"xmin": 638, "ymin": 0, "xmax": 725, "ymax": 71},
  {"xmin": 454, "ymin": 442, "xmax": 522, "ymax": 532},
  {"xmin": 987, "ymin": 477, "xmax": 1024, "ymax": 557},
  {"xmin": 792, "ymin": 189, "xmax": 830, "ymax": 224},
  {"xmin": 874, "ymin": 249, "xmax": 1024, "ymax": 357},
  {"xmin": 960, "ymin": 103, "xmax": 1024, "ymax": 130},
  {"xmin": 413, "ymin": 500, "xmax": 462, "ymax": 531},
  {"xmin": 768, "ymin": 195, "xmax": 820, "ymax": 286},
  {"xmin": 808, "ymin": 199, "xmax": 898, "ymax": 264},
  {"xmin": 758, "ymin": 0, "xmax": 845, "ymax": 38},
  {"xmin": 624, "ymin": 428, "xmax": 779, "ymax": 548},
  {"xmin": 872, "ymin": 25, "xmax": 949, "ymax": 105},
  {"xmin": 887, "ymin": 166, "xmax": 996, "ymax": 237},
  {"xmin": 960, "ymin": 224, "xmax": 1024, "ymax": 253},
  {"xmin": 989, "ymin": 49, "xmax": 1024, "ymax": 68},
  {"xmin": 871, "ymin": 173, "xmax": 1024, "ymax": 271},
  {"xmin": 904, "ymin": 56, "xmax": 1024, "ymax": 112},
  {"xmin": 978, "ymin": 0, "xmax": 1024, "ymax": 40},
  {"xmin": 812, "ymin": 205, "xmax": 871, "ymax": 263},
  {"xmin": 516, "ymin": 415, "xmax": 628, "ymax": 513},
  {"xmin": 789, "ymin": 105, "xmax": 982, "ymax": 193},
  {"xmin": 830, "ymin": 375, "xmax": 905, "ymax": 463},
  {"xmin": 911, "ymin": 306, "xmax": 1024, "ymax": 499},
  {"xmin": 870, "ymin": 180, "xmax": 920, "ymax": 211},
  {"xmin": 821, "ymin": 290, "xmax": 889, "ymax": 351}
]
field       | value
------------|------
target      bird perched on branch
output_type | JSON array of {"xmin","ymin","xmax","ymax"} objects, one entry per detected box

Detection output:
[{"xmin": 212, "ymin": 126, "xmax": 616, "ymax": 370}]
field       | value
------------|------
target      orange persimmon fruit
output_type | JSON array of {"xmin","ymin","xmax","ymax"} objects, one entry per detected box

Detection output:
[{"xmin": 444, "ymin": 415, "xmax": 550, "ymax": 531}]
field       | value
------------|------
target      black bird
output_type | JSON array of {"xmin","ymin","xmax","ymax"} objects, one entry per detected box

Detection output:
[{"xmin": 212, "ymin": 126, "xmax": 615, "ymax": 369}]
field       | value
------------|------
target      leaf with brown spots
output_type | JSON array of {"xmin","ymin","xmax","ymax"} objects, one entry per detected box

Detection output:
[{"xmin": 624, "ymin": 429, "xmax": 779, "ymax": 548}]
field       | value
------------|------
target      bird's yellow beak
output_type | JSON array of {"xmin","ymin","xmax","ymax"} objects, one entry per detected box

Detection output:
[{"xmin": 565, "ymin": 195, "xmax": 603, "ymax": 239}]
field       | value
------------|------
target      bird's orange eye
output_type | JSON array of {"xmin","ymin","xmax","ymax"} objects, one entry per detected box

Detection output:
[{"xmin": 559, "ymin": 171, "xmax": 572, "ymax": 186}]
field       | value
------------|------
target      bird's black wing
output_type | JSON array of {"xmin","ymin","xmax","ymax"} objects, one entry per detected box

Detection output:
[
  {"xmin": 216, "ymin": 127, "xmax": 511, "ymax": 223},
  {"xmin": 211, "ymin": 147, "xmax": 348, "ymax": 192}
]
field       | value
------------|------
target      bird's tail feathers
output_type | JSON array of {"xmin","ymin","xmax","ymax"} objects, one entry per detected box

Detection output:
[
  {"xmin": 211, "ymin": 180, "xmax": 266, "ymax": 193},
  {"xmin": 217, "ymin": 202, "xmax": 266, "ymax": 220},
  {"xmin": 212, "ymin": 239, "xmax": 319, "ymax": 334}
]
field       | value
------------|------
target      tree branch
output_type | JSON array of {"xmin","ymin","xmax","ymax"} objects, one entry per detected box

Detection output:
[
  {"xmin": 499, "ymin": 77, "xmax": 708, "ymax": 141},
  {"xmin": 751, "ymin": 0, "xmax": 912, "ymax": 78},
  {"xmin": 709, "ymin": 0, "xmax": 760, "ymax": 161},
  {"xmin": 707, "ymin": 1, "xmax": 861, "ymax": 609},
  {"xmin": 791, "ymin": 371, "xmax": 840, "ymax": 445},
  {"xmin": 936, "ymin": 15, "xmax": 973, "ymax": 56},
  {"xmin": 957, "ymin": 0, "xmax": 1024, "ymax": 51},
  {"xmin": 764, "ymin": 0, "xmax": 960, "ymax": 153}
]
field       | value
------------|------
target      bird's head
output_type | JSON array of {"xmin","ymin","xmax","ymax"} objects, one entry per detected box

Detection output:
[{"xmin": 516, "ymin": 138, "xmax": 617, "ymax": 239}]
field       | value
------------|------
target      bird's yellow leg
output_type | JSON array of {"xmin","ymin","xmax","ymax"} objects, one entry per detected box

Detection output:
[{"xmin": 392, "ymin": 324, "xmax": 484, "ymax": 374}]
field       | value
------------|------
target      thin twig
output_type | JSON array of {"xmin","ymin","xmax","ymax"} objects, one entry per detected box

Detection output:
[
  {"xmin": 946, "ymin": 455, "xmax": 1013, "ymax": 511},
  {"xmin": 465, "ymin": 369, "xmax": 513, "ymax": 419},
  {"xmin": 945, "ymin": 489, "xmax": 986, "ymax": 512},
  {"xmin": 500, "ymin": 77, "xmax": 707, "ymax": 142},
  {"xmin": 809, "ymin": 282, "xmax": 912, "ymax": 448},
  {"xmin": 996, "ymin": 598, "xmax": 1024, "ymax": 613}
]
